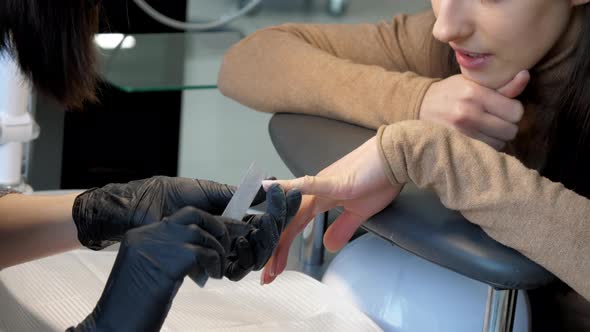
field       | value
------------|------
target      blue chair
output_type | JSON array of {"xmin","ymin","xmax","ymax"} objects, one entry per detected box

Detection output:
[{"xmin": 268, "ymin": 113, "xmax": 555, "ymax": 332}]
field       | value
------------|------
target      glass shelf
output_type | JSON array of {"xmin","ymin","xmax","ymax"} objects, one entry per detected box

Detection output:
[{"xmin": 95, "ymin": 31, "xmax": 242, "ymax": 92}]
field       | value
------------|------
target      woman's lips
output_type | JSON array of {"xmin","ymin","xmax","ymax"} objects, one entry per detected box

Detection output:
[{"xmin": 454, "ymin": 49, "xmax": 491, "ymax": 70}]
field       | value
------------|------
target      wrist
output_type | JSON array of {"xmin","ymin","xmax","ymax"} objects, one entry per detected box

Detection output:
[
  {"xmin": 0, "ymin": 193, "xmax": 81, "ymax": 269},
  {"xmin": 418, "ymin": 81, "xmax": 439, "ymax": 122},
  {"xmin": 376, "ymin": 126, "xmax": 405, "ymax": 186}
]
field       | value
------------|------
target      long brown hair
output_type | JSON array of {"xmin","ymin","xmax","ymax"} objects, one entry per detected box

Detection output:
[
  {"xmin": 444, "ymin": 5, "xmax": 590, "ymax": 198},
  {"xmin": 0, "ymin": 0, "xmax": 100, "ymax": 108},
  {"xmin": 542, "ymin": 5, "xmax": 590, "ymax": 198}
]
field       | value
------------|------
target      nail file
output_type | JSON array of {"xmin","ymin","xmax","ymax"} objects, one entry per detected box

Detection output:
[
  {"xmin": 193, "ymin": 161, "xmax": 268, "ymax": 287},
  {"xmin": 222, "ymin": 161, "xmax": 268, "ymax": 220}
]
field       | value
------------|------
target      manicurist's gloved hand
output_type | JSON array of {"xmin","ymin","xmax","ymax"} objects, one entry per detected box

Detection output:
[
  {"xmin": 69, "ymin": 186, "xmax": 301, "ymax": 331},
  {"xmin": 187, "ymin": 183, "xmax": 301, "ymax": 286},
  {"xmin": 72, "ymin": 176, "xmax": 265, "ymax": 250},
  {"xmin": 224, "ymin": 184, "xmax": 301, "ymax": 281},
  {"xmin": 68, "ymin": 207, "xmax": 231, "ymax": 332}
]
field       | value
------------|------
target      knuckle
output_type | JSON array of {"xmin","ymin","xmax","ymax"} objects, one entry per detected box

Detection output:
[
  {"xmin": 302, "ymin": 175, "xmax": 315, "ymax": 188},
  {"xmin": 451, "ymin": 104, "xmax": 473, "ymax": 127},
  {"xmin": 463, "ymin": 83, "xmax": 479, "ymax": 100},
  {"xmin": 122, "ymin": 233, "xmax": 141, "ymax": 252},
  {"xmin": 182, "ymin": 206, "xmax": 199, "ymax": 214},
  {"xmin": 507, "ymin": 124, "xmax": 519, "ymax": 140},
  {"xmin": 512, "ymin": 103, "xmax": 525, "ymax": 122},
  {"xmin": 152, "ymin": 175, "xmax": 168, "ymax": 183},
  {"xmin": 339, "ymin": 175, "xmax": 357, "ymax": 199}
]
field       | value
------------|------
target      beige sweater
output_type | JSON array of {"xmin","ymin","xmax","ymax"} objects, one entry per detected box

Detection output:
[
  {"xmin": 219, "ymin": 11, "xmax": 445, "ymax": 129},
  {"xmin": 219, "ymin": 10, "xmax": 589, "ymax": 303},
  {"xmin": 378, "ymin": 121, "xmax": 590, "ymax": 303}
]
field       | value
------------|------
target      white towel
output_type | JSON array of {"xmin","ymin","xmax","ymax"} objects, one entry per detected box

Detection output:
[{"xmin": 0, "ymin": 250, "xmax": 382, "ymax": 332}]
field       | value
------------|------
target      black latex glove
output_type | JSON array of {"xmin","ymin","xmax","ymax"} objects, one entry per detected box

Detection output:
[
  {"xmin": 68, "ymin": 207, "xmax": 230, "ymax": 332},
  {"xmin": 224, "ymin": 184, "xmax": 301, "ymax": 281},
  {"xmin": 72, "ymin": 176, "xmax": 265, "ymax": 250}
]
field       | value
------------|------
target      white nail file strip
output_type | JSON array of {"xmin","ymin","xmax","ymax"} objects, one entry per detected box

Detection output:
[{"xmin": 222, "ymin": 161, "xmax": 268, "ymax": 220}]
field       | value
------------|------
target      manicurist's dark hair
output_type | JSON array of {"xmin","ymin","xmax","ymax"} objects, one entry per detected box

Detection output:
[{"xmin": 0, "ymin": 0, "xmax": 101, "ymax": 108}]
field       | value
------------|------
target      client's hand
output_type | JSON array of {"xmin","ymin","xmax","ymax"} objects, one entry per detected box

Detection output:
[
  {"xmin": 259, "ymin": 136, "xmax": 403, "ymax": 285},
  {"xmin": 420, "ymin": 70, "xmax": 529, "ymax": 150}
]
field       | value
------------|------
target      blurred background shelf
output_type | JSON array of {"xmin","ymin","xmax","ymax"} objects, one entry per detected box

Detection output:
[{"xmin": 96, "ymin": 31, "xmax": 242, "ymax": 92}]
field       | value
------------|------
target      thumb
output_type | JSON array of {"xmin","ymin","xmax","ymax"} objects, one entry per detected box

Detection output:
[{"xmin": 496, "ymin": 70, "xmax": 530, "ymax": 98}]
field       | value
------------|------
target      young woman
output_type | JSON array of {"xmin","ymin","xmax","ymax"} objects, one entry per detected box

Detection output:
[
  {"xmin": 1, "ymin": 1, "xmax": 301, "ymax": 330},
  {"xmin": 219, "ymin": 0, "xmax": 590, "ymax": 329}
]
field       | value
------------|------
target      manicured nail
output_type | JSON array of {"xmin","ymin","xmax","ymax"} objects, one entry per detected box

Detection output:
[
  {"xmin": 261, "ymin": 180, "xmax": 277, "ymax": 191},
  {"xmin": 269, "ymin": 265, "xmax": 276, "ymax": 277}
]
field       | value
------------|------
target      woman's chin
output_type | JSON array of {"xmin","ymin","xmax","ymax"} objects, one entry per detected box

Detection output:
[{"xmin": 459, "ymin": 68, "xmax": 513, "ymax": 90}]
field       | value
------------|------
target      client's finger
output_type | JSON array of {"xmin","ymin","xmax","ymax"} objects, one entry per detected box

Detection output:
[
  {"xmin": 261, "ymin": 210, "xmax": 313, "ymax": 285},
  {"xmin": 260, "ymin": 224, "xmax": 299, "ymax": 285},
  {"xmin": 260, "ymin": 194, "xmax": 323, "ymax": 285},
  {"xmin": 323, "ymin": 210, "xmax": 367, "ymax": 252}
]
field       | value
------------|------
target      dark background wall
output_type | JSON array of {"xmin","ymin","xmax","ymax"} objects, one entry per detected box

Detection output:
[{"xmin": 29, "ymin": 0, "xmax": 187, "ymax": 190}]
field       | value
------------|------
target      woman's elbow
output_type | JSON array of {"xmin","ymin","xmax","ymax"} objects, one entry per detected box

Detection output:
[
  {"xmin": 217, "ymin": 45, "xmax": 241, "ymax": 98},
  {"xmin": 217, "ymin": 35, "xmax": 261, "ymax": 98},
  {"xmin": 218, "ymin": 26, "xmax": 287, "ymax": 96},
  {"xmin": 217, "ymin": 57, "xmax": 233, "ymax": 98}
]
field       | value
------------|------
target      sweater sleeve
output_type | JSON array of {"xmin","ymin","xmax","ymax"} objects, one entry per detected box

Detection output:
[
  {"xmin": 218, "ymin": 10, "xmax": 448, "ymax": 129},
  {"xmin": 0, "ymin": 190, "xmax": 18, "ymax": 199},
  {"xmin": 377, "ymin": 120, "xmax": 590, "ymax": 301}
]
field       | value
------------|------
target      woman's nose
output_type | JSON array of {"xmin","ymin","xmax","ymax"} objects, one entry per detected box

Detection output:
[{"xmin": 432, "ymin": 0, "xmax": 474, "ymax": 43}]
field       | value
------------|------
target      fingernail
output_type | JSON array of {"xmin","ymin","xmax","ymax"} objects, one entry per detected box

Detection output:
[
  {"xmin": 261, "ymin": 180, "xmax": 277, "ymax": 191},
  {"xmin": 269, "ymin": 266, "xmax": 275, "ymax": 277},
  {"xmin": 260, "ymin": 273, "xmax": 266, "ymax": 285}
]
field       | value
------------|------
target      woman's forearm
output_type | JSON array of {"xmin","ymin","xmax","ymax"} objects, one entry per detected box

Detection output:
[
  {"xmin": 218, "ymin": 12, "xmax": 443, "ymax": 129},
  {"xmin": 377, "ymin": 120, "xmax": 590, "ymax": 301},
  {"xmin": 0, "ymin": 193, "xmax": 81, "ymax": 269}
]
